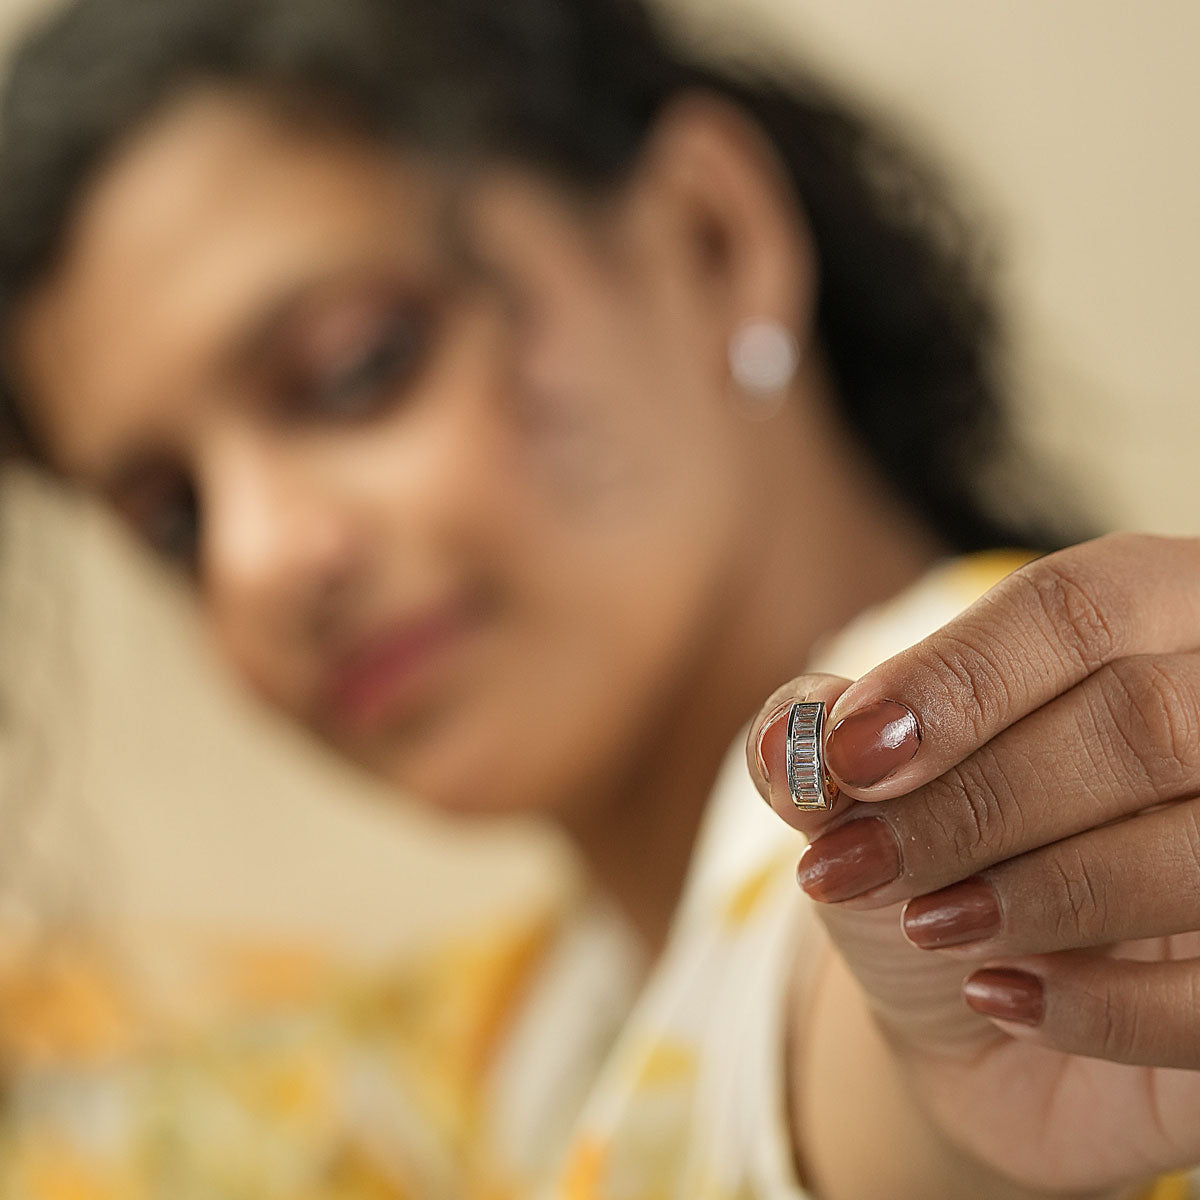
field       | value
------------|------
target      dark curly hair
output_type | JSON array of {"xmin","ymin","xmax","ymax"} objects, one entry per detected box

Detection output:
[{"xmin": 0, "ymin": 0, "xmax": 1075, "ymax": 552}]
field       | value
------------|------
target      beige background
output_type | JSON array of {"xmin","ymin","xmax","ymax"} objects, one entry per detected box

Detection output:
[{"xmin": 0, "ymin": 0, "xmax": 1195, "ymax": 952}]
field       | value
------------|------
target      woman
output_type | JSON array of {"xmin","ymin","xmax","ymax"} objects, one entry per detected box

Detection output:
[{"xmin": 1, "ymin": 0, "xmax": 1198, "ymax": 1196}]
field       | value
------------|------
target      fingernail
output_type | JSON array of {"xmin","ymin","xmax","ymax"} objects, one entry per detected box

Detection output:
[
  {"xmin": 795, "ymin": 817, "xmax": 901, "ymax": 902},
  {"xmin": 755, "ymin": 702, "xmax": 792, "ymax": 785},
  {"xmin": 825, "ymin": 699, "xmax": 920, "ymax": 789},
  {"xmin": 902, "ymin": 877, "xmax": 1002, "ymax": 949},
  {"xmin": 963, "ymin": 968, "xmax": 1044, "ymax": 1026}
]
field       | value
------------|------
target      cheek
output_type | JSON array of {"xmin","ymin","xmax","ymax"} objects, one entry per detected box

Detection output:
[
  {"xmin": 408, "ymin": 352, "xmax": 747, "ymax": 813},
  {"xmin": 511, "ymin": 281, "xmax": 732, "ymax": 532},
  {"xmin": 208, "ymin": 606, "xmax": 309, "ymax": 721},
  {"xmin": 405, "ymin": 524, "xmax": 741, "ymax": 818},
  {"xmin": 214, "ymin": 284, "xmax": 745, "ymax": 817}
]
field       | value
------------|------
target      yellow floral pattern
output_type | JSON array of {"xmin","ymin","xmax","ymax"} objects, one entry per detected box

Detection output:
[{"xmin": 0, "ymin": 919, "xmax": 555, "ymax": 1200}]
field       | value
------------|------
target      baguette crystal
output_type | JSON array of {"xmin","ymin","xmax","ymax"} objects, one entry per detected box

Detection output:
[{"xmin": 786, "ymin": 701, "xmax": 834, "ymax": 810}]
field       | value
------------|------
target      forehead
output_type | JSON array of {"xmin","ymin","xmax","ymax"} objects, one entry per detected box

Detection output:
[{"xmin": 12, "ymin": 87, "xmax": 446, "ymax": 479}]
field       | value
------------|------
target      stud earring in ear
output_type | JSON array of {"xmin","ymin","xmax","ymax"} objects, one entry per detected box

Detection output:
[{"xmin": 729, "ymin": 318, "xmax": 801, "ymax": 419}]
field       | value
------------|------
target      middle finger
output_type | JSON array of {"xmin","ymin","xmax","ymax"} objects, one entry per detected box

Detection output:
[{"xmin": 795, "ymin": 651, "xmax": 1200, "ymax": 908}]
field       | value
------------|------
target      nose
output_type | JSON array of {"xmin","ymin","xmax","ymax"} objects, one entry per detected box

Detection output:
[{"xmin": 199, "ymin": 428, "xmax": 362, "ymax": 651}]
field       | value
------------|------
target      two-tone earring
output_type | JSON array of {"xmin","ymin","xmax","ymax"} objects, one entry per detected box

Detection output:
[{"xmin": 729, "ymin": 318, "xmax": 801, "ymax": 421}]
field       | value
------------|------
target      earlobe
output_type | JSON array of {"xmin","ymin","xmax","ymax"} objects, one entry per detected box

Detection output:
[{"xmin": 728, "ymin": 317, "xmax": 802, "ymax": 420}]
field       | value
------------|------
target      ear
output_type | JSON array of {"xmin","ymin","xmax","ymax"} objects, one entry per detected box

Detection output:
[{"xmin": 623, "ymin": 91, "xmax": 819, "ymax": 349}]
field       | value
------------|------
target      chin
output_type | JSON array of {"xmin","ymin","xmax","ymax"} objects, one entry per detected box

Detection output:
[
  {"xmin": 407, "ymin": 774, "xmax": 558, "ymax": 822},
  {"xmin": 359, "ymin": 736, "xmax": 549, "ymax": 821}
]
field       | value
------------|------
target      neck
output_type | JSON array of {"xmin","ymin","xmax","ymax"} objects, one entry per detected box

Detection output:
[{"xmin": 561, "ymin": 386, "xmax": 948, "ymax": 958}]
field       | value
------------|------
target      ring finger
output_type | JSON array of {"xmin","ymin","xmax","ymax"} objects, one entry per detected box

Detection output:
[{"xmin": 900, "ymin": 796, "xmax": 1200, "ymax": 955}]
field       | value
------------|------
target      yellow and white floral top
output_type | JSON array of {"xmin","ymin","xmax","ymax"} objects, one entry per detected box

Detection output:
[{"xmin": 0, "ymin": 552, "xmax": 1192, "ymax": 1199}]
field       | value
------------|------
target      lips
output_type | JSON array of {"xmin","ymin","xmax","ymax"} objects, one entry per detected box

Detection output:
[{"xmin": 321, "ymin": 599, "xmax": 478, "ymax": 734}]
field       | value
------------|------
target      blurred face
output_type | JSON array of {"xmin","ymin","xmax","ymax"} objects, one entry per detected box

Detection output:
[{"xmin": 13, "ymin": 89, "xmax": 798, "ymax": 818}]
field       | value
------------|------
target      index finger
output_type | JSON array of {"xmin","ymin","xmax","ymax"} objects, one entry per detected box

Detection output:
[{"xmin": 823, "ymin": 533, "xmax": 1200, "ymax": 799}]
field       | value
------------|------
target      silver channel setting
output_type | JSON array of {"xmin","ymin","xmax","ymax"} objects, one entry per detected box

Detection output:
[{"xmin": 786, "ymin": 702, "xmax": 832, "ymax": 810}]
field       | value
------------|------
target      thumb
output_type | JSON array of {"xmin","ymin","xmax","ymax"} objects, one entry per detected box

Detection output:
[
  {"xmin": 745, "ymin": 673, "xmax": 855, "ymax": 839},
  {"xmin": 747, "ymin": 674, "xmax": 1000, "ymax": 1055}
]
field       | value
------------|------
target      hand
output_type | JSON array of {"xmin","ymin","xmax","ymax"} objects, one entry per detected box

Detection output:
[{"xmin": 748, "ymin": 533, "xmax": 1200, "ymax": 1196}]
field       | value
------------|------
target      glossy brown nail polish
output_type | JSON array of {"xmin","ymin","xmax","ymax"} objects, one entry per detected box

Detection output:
[
  {"xmin": 902, "ymin": 877, "xmax": 1002, "ymax": 949},
  {"xmin": 795, "ymin": 817, "xmax": 902, "ymax": 903},
  {"xmin": 824, "ymin": 699, "xmax": 921, "ymax": 788},
  {"xmin": 963, "ymin": 969, "xmax": 1044, "ymax": 1026}
]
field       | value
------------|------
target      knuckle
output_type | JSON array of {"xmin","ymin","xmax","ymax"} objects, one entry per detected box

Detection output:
[
  {"xmin": 916, "ymin": 626, "xmax": 1018, "ymax": 742},
  {"xmin": 1049, "ymin": 847, "xmax": 1110, "ymax": 944},
  {"xmin": 1015, "ymin": 551, "xmax": 1122, "ymax": 674},
  {"xmin": 1074, "ymin": 681, "xmax": 1159, "ymax": 801},
  {"xmin": 1162, "ymin": 805, "xmax": 1200, "ymax": 919},
  {"xmin": 954, "ymin": 787, "xmax": 996, "ymax": 862},
  {"xmin": 1154, "ymin": 968, "xmax": 1200, "ymax": 1070},
  {"xmin": 1067, "ymin": 941, "xmax": 1200, "ymax": 1068},
  {"xmin": 1179, "ymin": 806, "xmax": 1200, "ymax": 888},
  {"xmin": 1075, "ymin": 961, "xmax": 1140, "ymax": 1062},
  {"xmin": 919, "ymin": 746, "xmax": 1021, "ymax": 864},
  {"xmin": 1099, "ymin": 657, "xmax": 1200, "ymax": 785},
  {"xmin": 1097, "ymin": 991, "xmax": 1139, "ymax": 1063}
]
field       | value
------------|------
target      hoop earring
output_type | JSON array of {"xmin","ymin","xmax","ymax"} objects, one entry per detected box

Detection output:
[{"xmin": 729, "ymin": 318, "xmax": 801, "ymax": 421}]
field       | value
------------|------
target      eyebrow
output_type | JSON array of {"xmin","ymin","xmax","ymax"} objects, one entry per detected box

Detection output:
[
  {"xmin": 89, "ymin": 202, "xmax": 462, "ymax": 493},
  {"xmin": 90, "ymin": 276, "xmax": 330, "ymax": 494},
  {"xmin": 221, "ymin": 278, "xmax": 321, "ymax": 377},
  {"xmin": 220, "ymin": 256, "xmax": 437, "ymax": 376}
]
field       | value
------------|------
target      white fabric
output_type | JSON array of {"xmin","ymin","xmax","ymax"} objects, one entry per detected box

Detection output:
[{"xmin": 509, "ymin": 556, "xmax": 1031, "ymax": 1197}]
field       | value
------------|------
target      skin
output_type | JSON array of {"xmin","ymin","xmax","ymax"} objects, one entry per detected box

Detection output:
[
  {"xmin": 13, "ymin": 84, "xmax": 1199, "ymax": 1198},
  {"xmin": 11, "ymin": 87, "xmax": 941, "ymax": 953},
  {"xmin": 750, "ymin": 535, "xmax": 1200, "ymax": 1197}
]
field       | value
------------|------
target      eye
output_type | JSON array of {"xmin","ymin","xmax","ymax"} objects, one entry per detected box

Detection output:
[
  {"xmin": 291, "ymin": 300, "xmax": 434, "ymax": 423},
  {"xmin": 117, "ymin": 475, "xmax": 201, "ymax": 569}
]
